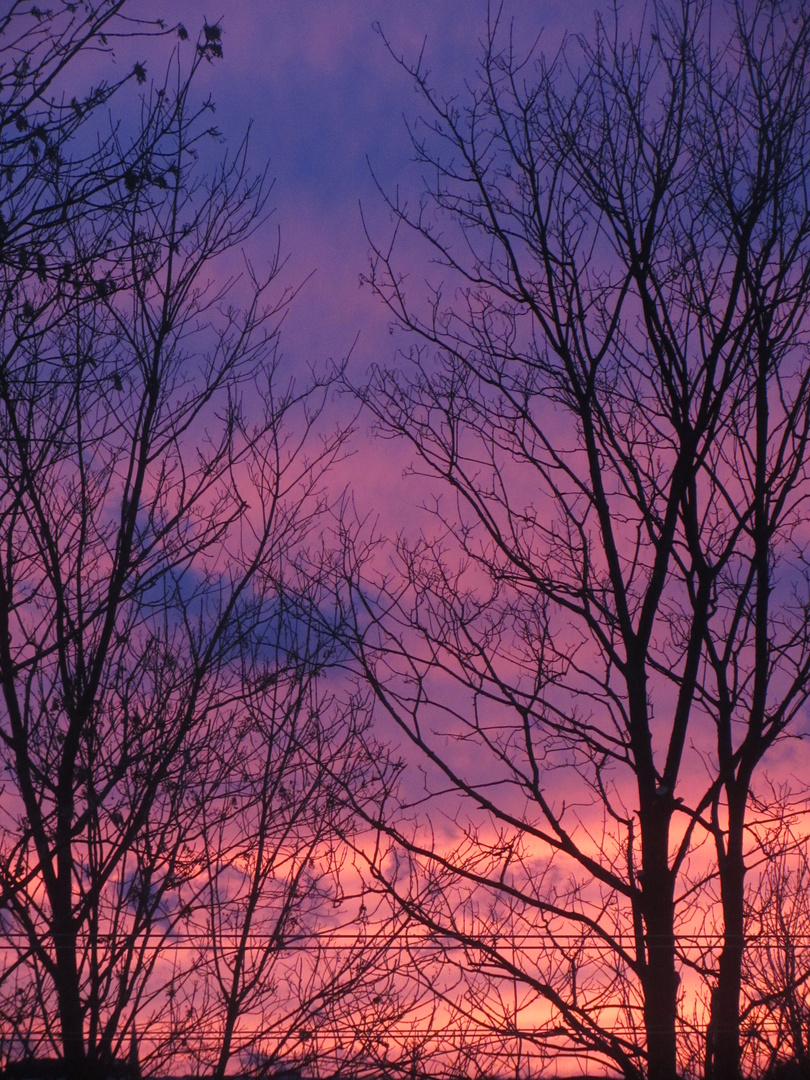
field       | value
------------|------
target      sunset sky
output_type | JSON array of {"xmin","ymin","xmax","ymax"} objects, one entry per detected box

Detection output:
[
  {"xmin": 115, "ymin": 1, "xmax": 594, "ymax": 522},
  {"xmin": 94, "ymin": 0, "xmax": 806, "ymax": 888},
  {"xmin": 111, "ymin": 0, "xmax": 810, "ymax": 808},
  {"xmin": 9, "ymin": 2, "xmax": 810, "ymax": 1074}
]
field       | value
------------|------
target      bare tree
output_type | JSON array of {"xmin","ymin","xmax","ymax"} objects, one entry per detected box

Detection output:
[
  {"xmin": 185, "ymin": 665, "xmax": 409, "ymax": 1080},
  {"xmin": 737, "ymin": 793, "xmax": 810, "ymax": 1079},
  {"xmin": 0, "ymin": 7, "xmax": 388, "ymax": 1079},
  {"xmin": 339, "ymin": 3, "xmax": 810, "ymax": 1080}
]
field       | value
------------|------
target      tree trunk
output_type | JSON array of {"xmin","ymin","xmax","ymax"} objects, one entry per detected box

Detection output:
[
  {"xmin": 644, "ymin": 963, "xmax": 679, "ymax": 1080},
  {"xmin": 641, "ymin": 811, "xmax": 679, "ymax": 1080},
  {"xmin": 711, "ymin": 790, "xmax": 747, "ymax": 1080},
  {"xmin": 53, "ymin": 920, "xmax": 89, "ymax": 1080},
  {"xmin": 212, "ymin": 994, "xmax": 241, "ymax": 1080}
]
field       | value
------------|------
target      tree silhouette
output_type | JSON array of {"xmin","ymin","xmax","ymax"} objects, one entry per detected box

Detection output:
[
  {"xmin": 0, "ymin": 6, "xmax": 389, "ymax": 1078},
  {"xmin": 342, "ymin": 3, "xmax": 810, "ymax": 1079},
  {"xmin": 736, "ymin": 793, "xmax": 810, "ymax": 1078}
]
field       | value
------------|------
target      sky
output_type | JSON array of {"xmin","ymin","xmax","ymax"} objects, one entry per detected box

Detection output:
[
  {"xmin": 88, "ymin": 0, "xmax": 803, "ymax": 872},
  {"xmin": 167, "ymin": 0, "xmax": 810, "ymax": 890},
  {"xmin": 117, "ymin": 0, "xmax": 592, "ymax": 525},
  {"xmin": 111, "ymin": 0, "xmax": 810, "ymax": 831},
  {"xmin": 12, "ymin": 3, "xmax": 810, "ymax": 1072}
]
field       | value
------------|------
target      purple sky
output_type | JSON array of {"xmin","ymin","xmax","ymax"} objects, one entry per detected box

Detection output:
[
  {"xmin": 103, "ymin": 1, "xmax": 810, "ymax": 770},
  {"xmin": 113, "ymin": 2, "xmax": 595, "ymax": 522},
  {"xmin": 28, "ymin": 5, "xmax": 810, "ymax": 1067}
]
